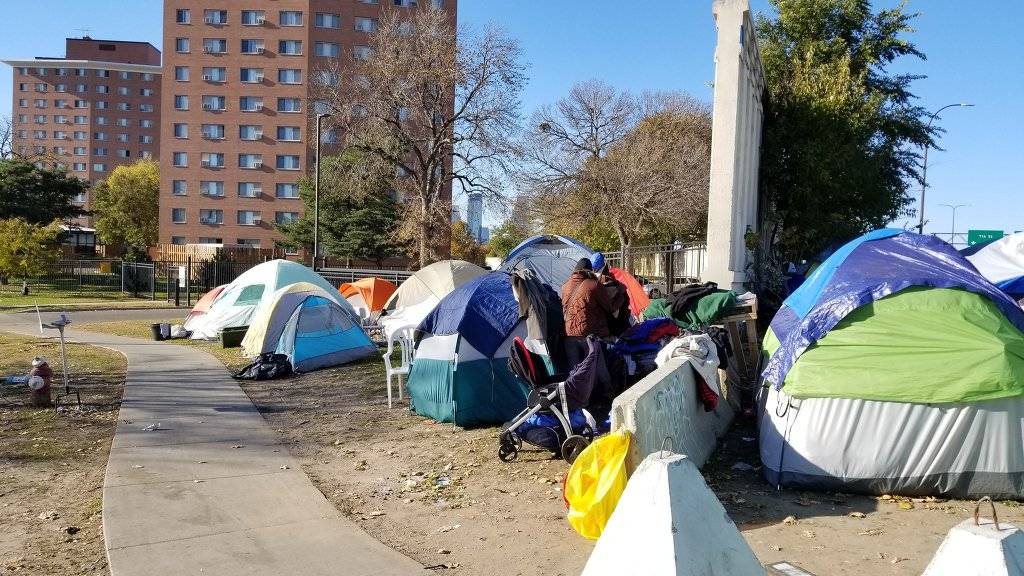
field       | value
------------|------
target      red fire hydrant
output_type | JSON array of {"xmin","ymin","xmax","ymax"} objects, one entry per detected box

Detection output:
[{"xmin": 29, "ymin": 356, "xmax": 53, "ymax": 406}]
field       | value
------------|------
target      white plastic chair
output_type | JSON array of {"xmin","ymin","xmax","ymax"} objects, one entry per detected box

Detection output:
[{"xmin": 384, "ymin": 325, "xmax": 416, "ymax": 408}]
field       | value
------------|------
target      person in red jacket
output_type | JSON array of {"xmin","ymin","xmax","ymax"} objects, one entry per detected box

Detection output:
[{"xmin": 561, "ymin": 258, "xmax": 620, "ymax": 369}]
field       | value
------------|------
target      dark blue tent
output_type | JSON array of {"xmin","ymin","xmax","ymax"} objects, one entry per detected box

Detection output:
[{"xmin": 500, "ymin": 235, "xmax": 596, "ymax": 289}]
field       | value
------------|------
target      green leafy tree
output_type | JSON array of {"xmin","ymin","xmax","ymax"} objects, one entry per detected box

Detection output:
[
  {"xmin": 487, "ymin": 218, "xmax": 531, "ymax": 258},
  {"xmin": 278, "ymin": 151, "xmax": 405, "ymax": 267},
  {"xmin": 757, "ymin": 0, "xmax": 932, "ymax": 259},
  {"xmin": 0, "ymin": 218, "xmax": 62, "ymax": 289},
  {"xmin": 92, "ymin": 159, "xmax": 160, "ymax": 261},
  {"xmin": 450, "ymin": 220, "xmax": 486, "ymax": 265},
  {"xmin": 0, "ymin": 159, "xmax": 88, "ymax": 223}
]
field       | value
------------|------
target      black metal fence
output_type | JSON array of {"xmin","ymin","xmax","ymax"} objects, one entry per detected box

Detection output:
[{"xmin": 604, "ymin": 242, "xmax": 707, "ymax": 295}]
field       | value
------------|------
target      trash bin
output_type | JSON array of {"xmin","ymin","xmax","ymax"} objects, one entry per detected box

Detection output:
[{"xmin": 151, "ymin": 323, "xmax": 164, "ymax": 341}]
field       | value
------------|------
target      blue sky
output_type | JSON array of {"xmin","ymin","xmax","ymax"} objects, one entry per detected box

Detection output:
[{"xmin": 1, "ymin": 1, "xmax": 1020, "ymax": 235}]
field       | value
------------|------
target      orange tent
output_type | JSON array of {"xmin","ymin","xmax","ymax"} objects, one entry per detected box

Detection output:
[
  {"xmin": 182, "ymin": 284, "xmax": 226, "ymax": 330},
  {"xmin": 339, "ymin": 277, "xmax": 398, "ymax": 314},
  {"xmin": 609, "ymin": 268, "xmax": 651, "ymax": 318}
]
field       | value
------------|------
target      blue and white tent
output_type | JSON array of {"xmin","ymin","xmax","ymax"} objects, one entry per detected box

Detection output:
[
  {"xmin": 500, "ymin": 235, "xmax": 596, "ymax": 289},
  {"xmin": 966, "ymin": 232, "xmax": 1024, "ymax": 299},
  {"xmin": 406, "ymin": 272, "xmax": 529, "ymax": 427}
]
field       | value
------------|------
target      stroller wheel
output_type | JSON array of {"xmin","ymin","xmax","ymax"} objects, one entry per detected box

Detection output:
[
  {"xmin": 581, "ymin": 424, "xmax": 595, "ymax": 441},
  {"xmin": 498, "ymin": 443, "xmax": 518, "ymax": 462},
  {"xmin": 561, "ymin": 435, "xmax": 589, "ymax": 464}
]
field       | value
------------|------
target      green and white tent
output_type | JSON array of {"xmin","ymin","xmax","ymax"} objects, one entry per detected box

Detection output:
[
  {"xmin": 760, "ymin": 230, "xmax": 1024, "ymax": 498},
  {"xmin": 406, "ymin": 272, "xmax": 529, "ymax": 427}
]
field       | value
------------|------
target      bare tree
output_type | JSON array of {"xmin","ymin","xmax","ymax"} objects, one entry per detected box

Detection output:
[
  {"xmin": 1, "ymin": 115, "xmax": 14, "ymax": 159},
  {"xmin": 521, "ymin": 84, "xmax": 712, "ymax": 268},
  {"xmin": 313, "ymin": 7, "xmax": 525, "ymax": 266}
]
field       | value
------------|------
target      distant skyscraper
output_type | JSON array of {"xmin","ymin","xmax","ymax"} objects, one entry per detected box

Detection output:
[
  {"xmin": 466, "ymin": 191, "xmax": 483, "ymax": 241},
  {"xmin": 479, "ymin": 226, "xmax": 490, "ymax": 243},
  {"xmin": 451, "ymin": 205, "xmax": 461, "ymax": 223}
]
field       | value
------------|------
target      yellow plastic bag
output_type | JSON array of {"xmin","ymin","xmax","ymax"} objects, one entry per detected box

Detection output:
[{"xmin": 563, "ymin": 430, "xmax": 630, "ymax": 540}]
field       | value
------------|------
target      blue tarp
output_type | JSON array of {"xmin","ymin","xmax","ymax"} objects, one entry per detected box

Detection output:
[
  {"xmin": 417, "ymin": 272, "xmax": 521, "ymax": 357},
  {"xmin": 763, "ymin": 230, "xmax": 1024, "ymax": 388}
]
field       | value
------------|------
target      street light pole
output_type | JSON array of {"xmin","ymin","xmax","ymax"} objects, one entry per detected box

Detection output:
[
  {"xmin": 313, "ymin": 113, "xmax": 331, "ymax": 270},
  {"xmin": 938, "ymin": 203, "xmax": 968, "ymax": 246},
  {"xmin": 917, "ymin": 103, "xmax": 974, "ymax": 234}
]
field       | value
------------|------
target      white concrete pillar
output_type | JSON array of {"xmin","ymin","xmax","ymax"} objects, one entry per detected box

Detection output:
[{"xmin": 704, "ymin": 0, "xmax": 766, "ymax": 291}]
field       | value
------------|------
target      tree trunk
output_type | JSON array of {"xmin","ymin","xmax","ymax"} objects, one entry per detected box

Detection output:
[
  {"xmin": 418, "ymin": 204, "xmax": 431, "ymax": 268},
  {"xmin": 616, "ymin": 224, "xmax": 631, "ymax": 272}
]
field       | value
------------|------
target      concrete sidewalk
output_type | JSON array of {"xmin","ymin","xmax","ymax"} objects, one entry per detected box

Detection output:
[{"xmin": 1, "ymin": 312, "xmax": 423, "ymax": 576}]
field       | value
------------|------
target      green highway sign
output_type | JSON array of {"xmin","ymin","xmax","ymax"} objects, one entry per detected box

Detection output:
[{"xmin": 967, "ymin": 230, "xmax": 1004, "ymax": 246}]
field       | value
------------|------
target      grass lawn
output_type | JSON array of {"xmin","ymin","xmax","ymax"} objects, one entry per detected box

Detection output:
[
  {"xmin": 0, "ymin": 285, "xmax": 169, "ymax": 310},
  {"xmin": 0, "ymin": 331, "xmax": 127, "ymax": 575},
  {"xmin": 74, "ymin": 320, "xmax": 252, "ymax": 372}
]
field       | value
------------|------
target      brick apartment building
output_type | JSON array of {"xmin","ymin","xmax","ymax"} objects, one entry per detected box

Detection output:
[
  {"xmin": 160, "ymin": 0, "xmax": 456, "ymax": 250},
  {"xmin": 3, "ymin": 38, "xmax": 163, "ymax": 227}
]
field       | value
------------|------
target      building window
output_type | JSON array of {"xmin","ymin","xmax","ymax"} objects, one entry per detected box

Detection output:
[
  {"xmin": 32, "ymin": 130, "xmax": 46, "ymax": 139},
  {"xmin": 202, "ymin": 95, "xmax": 226, "ymax": 110},
  {"xmin": 96, "ymin": 69, "xmax": 110, "ymax": 78},
  {"xmin": 315, "ymin": 41, "xmax": 340, "ymax": 57},
  {"xmin": 56, "ymin": 84, "xmax": 67, "ymax": 93},
  {"xmin": 239, "ymin": 96, "xmax": 263, "ymax": 112},
  {"xmin": 275, "ymin": 212, "xmax": 300, "ymax": 224},
  {"xmin": 354, "ymin": 17, "xmax": 377, "ymax": 32},
  {"xmin": 173, "ymin": 123, "xmax": 188, "ymax": 138},
  {"xmin": 116, "ymin": 118, "xmax": 131, "ymax": 127},
  {"xmin": 93, "ymin": 147, "xmax": 108, "ymax": 156},
  {"xmin": 119, "ymin": 71, "xmax": 132, "ymax": 80},
  {"xmin": 76, "ymin": 84, "xmax": 87, "ymax": 93},
  {"xmin": 279, "ymin": 11, "xmax": 303, "ymax": 26},
  {"xmin": 202, "ymin": 124, "xmax": 225, "ymax": 139},
  {"xmin": 237, "ymin": 239, "xmax": 261, "ymax": 247},
  {"xmin": 241, "ymin": 10, "xmax": 265, "ymax": 25},
  {"xmin": 174, "ymin": 66, "xmax": 189, "ymax": 81},
  {"xmin": 175, "ymin": 8, "xmax": 190, "ymax": 24},
  {"xmin": 34, "ymin": 99, "xmax": 47, "ymax": 108},
  {"xmin": 140, "ymin": 135, "xmax": 154, "ymax": 144},
  {"xmin": 96, "ymin": 85, "xmax": 111, "ymax": 94},
  {"xmin": 171, "ymin": 236, "xmax": 186, "ymax": 245},
  {"xmin": 276, "ymin": 155, "xmax": 300, "ymax": 170},
  {"xmin": 117, "ymin": 133, "xmax": 130, "ymax": 142},
  {"xmin": 72, "ymin": 146, "xmax": 86, "ymax": 155},
  {"xmin": 173, "ymin": 152, "xmax": 188, "ymax": 167},
  {"xmin": 172, "ymin": 180, "xmax": 187, "ymax": 195},
  {"xmin": 204, "ymin": 9, "xmax": 228, "ymax": 24},
  {"xmin": 72, "ymin": 162, "xmax": 86, "ymax": 171},
  {"xmin": 174, "ymin": 95, "xmax": 189, "ymax": 110},
  {"xmin": 200, "ymin": 181, "xmax": 225, "ymax": 196},
  {"xmin": 278, "ymin": 40, "xmax": 303, "ymax": 55},
  {"xmin": 200, "ymin": 209, "xmax": 223, "ymax": 224},
  {"xmin": 432, "ymin": 0, "xmax": 443, "ymax": 7},
  {"xmin": 359, "ymin": 0, "xmax": 380, "ymax": 3},
  {"xmin": 276, "ymin": 126, "xmax": 301, "ymax": 141},
  {"xmin": 142, "ymin": 73, "xmax": 155, "ymax": 81},
  {"xmin": 239, "ymin": 125, "xmax": 263, "ymax": 140},
  {"xmin": 202, "ymin": 67, "xmax": 226, "ymax": 82},
  {"xmin": 175, "ymin": 38, "xmax": 190, "ymax": 53},
  {"xmin": 353, "ymin": 45, "xmax": 373, "ymax": 60},
  {"xmin": 140, "ymin": 88, "xmax": 155, "ymax": 96},
  {"xmin": 34, "ymin": 115, "xmax": 47, "ymax": 125},
  {"xmin": 240, "ymin": 39, "xmax": 264, "ymax": 54},
  {"xmin": 277, "ymin": 69, "xmax": 302, "ymax": 84},
  {"xmin": 276, "ymin": 98, "xmax": 301, "ymax": 113},
  {"xmin": 276, "ymin": 183, "xmax": 300, "ymax": 198},
  {"xmin": 116, "ymin": 102, "xmax": 132, "ymax": 111},
  {"xmin": 140, "ymin": 119, "xmax": 154, "ymax": 128},
  {"xmin": 93, "ymin": 163, "xmax": 107, "ymax": 172},
  {"xmin": 239, "ymin": 154, "xmax": 263, "ymax": 169},
  {"xmin": 172, "ymin": 208, "xmax": 187, "ymax": 223},
  {"xmin": 203, "ymin": 38, "xmax": 227, "ymax": 54},
  {"xmin": 73, "ymin": 131, "xmax": 87, "ymax": 140},
  {"xmin": 140, "ymin": 104, "xmax": 155, "ymax": 113},
  {"xmin": 315, "ymin": 12, "xmax": 340, "ymax": 28},
  {"xmin": 198, "ymin": 237, "xmax": 223, "ymax": 244},
  {"xmin": 201, "ymin": 152, "xmax": 225, "ymax": 168},
  {"xmin": 239, "ymin": 68, "xmax": 264, "ymax": 83},
  {"xmin": 237, "ymin": 210, "xmax": 261, "ymax": 225},
  {"xmin": 35, "ymin": 68, "xmax": 47, "ymax": 76},
  {"xmin": 238, "ymin": 182, "xmax": 262, "ymax": 197},
  {"xmin": 117, "ymin": 86, "xmax": 130, "ymax": 96}
]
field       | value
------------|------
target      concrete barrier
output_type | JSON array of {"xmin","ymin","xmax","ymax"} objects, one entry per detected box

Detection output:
[{"xmin": 610, "ymin": 356, "xmax": 733, "ymax": 473}]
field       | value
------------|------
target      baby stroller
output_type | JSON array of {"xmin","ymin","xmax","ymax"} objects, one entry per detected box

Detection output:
[{"xmin": 498, "ymin": 336, "xmax": 601, "ymax": 463}]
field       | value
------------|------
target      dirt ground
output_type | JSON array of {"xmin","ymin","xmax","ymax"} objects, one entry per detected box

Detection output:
[
  {"xmin": 62, "ymin": 318, "xmax": 1024, "ymax": 575},
  {"xmin": 0, "ymin": 332, "xmax": 127, "ymax": 576}
]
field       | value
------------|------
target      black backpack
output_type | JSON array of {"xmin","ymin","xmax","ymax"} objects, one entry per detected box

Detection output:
[{"xmin": 232, "ymin": 353, "xmax": 293, "ymax": 380}]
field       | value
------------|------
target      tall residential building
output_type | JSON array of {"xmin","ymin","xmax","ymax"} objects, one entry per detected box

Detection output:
[
  {"xmin": 466, "ymin": 191, "xmax": 483, "ymax": 241},
  {"xmin": 3, "ymin": 38, "xmax": 163, "ymax": 223},
  {"xmin": 160, "ymin": 0, "xmax": 456, "ymax": 249}
]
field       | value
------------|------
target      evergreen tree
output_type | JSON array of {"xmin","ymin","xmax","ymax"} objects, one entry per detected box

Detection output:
[{"xmin": 0, "ymin": 159, "xmax": 88, "ymax": 223}]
